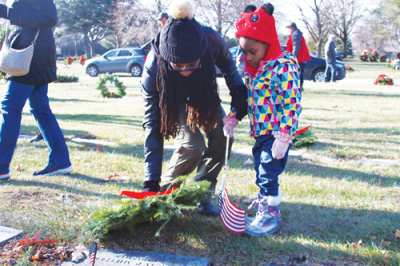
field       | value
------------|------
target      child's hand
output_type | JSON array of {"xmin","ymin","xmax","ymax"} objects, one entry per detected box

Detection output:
[
  {"xmin": 271, "ymin": 139, "xmax": 289, "ymax": 159},
  {"xmin": 223, "ymin": 114, "xmax": 239, "ymax": 138}
]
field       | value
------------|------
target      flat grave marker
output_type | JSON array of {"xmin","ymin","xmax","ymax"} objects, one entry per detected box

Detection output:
[
  {"xmin": 62, "ymin": 249, "xmax": 212, "ymax": 266},
  {"xmin": 0, "ymin": 226, "xmax": 23, "ymax": 248}
]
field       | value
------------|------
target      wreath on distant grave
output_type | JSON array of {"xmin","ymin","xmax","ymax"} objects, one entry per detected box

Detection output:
[{"xmin": 96, "ymin": 73, "xmax": 127, "ymax": 98}]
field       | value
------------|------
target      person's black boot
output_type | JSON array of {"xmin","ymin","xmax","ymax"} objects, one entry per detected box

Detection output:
[
  {"xmin": 197, "ymin": 203, "xmax": 220, "ymax": 217},
  {"xmin": 143, "ymin": 181, "xmax": 160, "ymax": 192},
  {"xmin": 29, "ymin": 131, "xmax": 44, "ymax": 143}
]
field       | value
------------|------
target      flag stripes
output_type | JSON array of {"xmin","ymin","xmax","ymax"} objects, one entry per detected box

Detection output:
[{"xmin": 219, "ymin": 188, "xmax": 245, "ymax": 234}]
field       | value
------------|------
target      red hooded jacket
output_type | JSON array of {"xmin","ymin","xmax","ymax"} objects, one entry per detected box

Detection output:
[{"xmin": 286, "ymin": 33, "xmax": 311, "ymax": 64}]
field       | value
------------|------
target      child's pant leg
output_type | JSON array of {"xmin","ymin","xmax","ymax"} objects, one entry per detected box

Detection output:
[{"xmin": 252, "ymin": 135, "xmax": 291, "ymax": 197}]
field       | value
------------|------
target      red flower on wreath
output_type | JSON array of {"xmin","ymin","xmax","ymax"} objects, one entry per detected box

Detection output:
[
  {"xmin": 111, "ymin": 92, "xmax": 115, "ymax": 95},
  {"xmin": 362, "ymin": 55, "xmax": 365, "ymax": 59}
]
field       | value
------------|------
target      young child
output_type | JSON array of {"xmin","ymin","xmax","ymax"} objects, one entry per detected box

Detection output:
[{"xmin": 223, "ymin": 4, "xmax": 302, "ymax": 237}]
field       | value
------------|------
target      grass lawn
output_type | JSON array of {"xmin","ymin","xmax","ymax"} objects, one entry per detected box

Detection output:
[{"xmin": 0, "ymin": 61, "xmax": 399, "ymax": 265}]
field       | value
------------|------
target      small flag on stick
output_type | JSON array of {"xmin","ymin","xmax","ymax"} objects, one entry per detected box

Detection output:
[
  {"xmin": 218, "ymin": 137, "xmax": 245, "ymax": 234},
  {"xmin": 88, "ymin": 242, "xmax": 97, "ymax": 266}
]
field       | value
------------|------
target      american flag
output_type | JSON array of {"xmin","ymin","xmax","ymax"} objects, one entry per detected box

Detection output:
[
  {"xmin": 88, "ymin": 242, "xmax": 97, "ymax": 266},
  {"xmin": 218, "ymin": 137, "xmax": 246, "ymax": 234},
  {"xmin": 219, "ymin": 188, "xmax": 246, "ymax": 234}
]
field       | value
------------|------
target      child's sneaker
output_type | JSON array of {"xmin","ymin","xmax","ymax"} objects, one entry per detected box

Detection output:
[
  {"xmin": 245, "ymin": 189, "xmax": 283, "ymax": 237},
  {"xmin": 0, "ymin": 173, "xmax": 10, "ymax": 181},
  {"xmin": 245, "ymin": 193, "xmax": 262, "ymax": 225}
]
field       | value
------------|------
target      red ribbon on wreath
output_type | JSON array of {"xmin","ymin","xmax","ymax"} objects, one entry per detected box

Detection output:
[{"xmin": 119, "ymin": 187, "xmax": 179, "ymax": 199}]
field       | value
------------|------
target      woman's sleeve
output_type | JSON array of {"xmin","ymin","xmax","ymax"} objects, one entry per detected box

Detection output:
[{"xmin": 8, "ymin": 0, "xmax": 57, "ymax": 30}]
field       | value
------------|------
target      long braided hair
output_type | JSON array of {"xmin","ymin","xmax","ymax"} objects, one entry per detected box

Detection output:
[{"xmin": 156, "ymin": 48, "xmax": 221, "ymax": 140}]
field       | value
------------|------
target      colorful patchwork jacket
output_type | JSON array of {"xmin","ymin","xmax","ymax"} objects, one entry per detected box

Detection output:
[{"xmin": 230, "ymin": 52, "xmax": 302, "ymax": 137}]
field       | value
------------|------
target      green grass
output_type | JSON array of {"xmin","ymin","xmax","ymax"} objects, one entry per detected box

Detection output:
[
  {"xmin": 0, "ymin": 61, "xmax": 399, "ymax": 265},
  {"xmin": 344, "ymin": 58, "xmax": 400, "ymax": 80}
]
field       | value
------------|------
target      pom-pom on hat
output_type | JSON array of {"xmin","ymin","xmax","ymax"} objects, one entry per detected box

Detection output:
[
  {"xmin": 235, "ymin": 3, "xmax": 282, "ymax": 61},
  {"xmin": 160, "ymin": 0, "xmax": 208, "ymax": 64}
]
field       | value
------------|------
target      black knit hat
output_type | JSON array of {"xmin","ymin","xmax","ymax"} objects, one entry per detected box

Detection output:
[{"xmin": 160, "ymin": 17, "xmax": 208, "ymax": 64}]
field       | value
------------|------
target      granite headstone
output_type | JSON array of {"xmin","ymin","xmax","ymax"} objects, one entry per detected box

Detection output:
[
  {"xmin": 0, "ymin": 225, "xmax": 23, "ymax": 247},
  {"xmin": 62, "ymin": 249, "xmax": 212, "ymax": 266}
]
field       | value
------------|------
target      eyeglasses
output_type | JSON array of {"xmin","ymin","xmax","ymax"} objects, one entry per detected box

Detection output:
[{"xmin": 168, "ymin": 59, "xmax": 202, "ymax": 72}]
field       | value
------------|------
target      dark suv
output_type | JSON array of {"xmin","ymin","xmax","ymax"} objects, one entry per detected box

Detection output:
[{"xmin": 85, "ymin": 48, "xmax": 147, "ymax": 77}]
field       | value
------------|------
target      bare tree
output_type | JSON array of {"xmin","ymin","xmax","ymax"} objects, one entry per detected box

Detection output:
[
  {"xmin": 354, "ymin": 9, "xmax": 392, "ymax": 53},
  {"xmin": 379, "ymin": 0, "xmax": 400, "ymax": 47},
  {"xmin": 108, "ymin": 0, "xmax": 171, "ymax": 47},
  {"xmin": 195, "ymin": 0, "xmax": 285, "ymax": 39},
  {"xmin": 293, "ymin": 0, "xmax": 331, "ymax": 57},
  {"xmin": 325, "ymin": 0, "xmax": 364, "ymax": 57}
]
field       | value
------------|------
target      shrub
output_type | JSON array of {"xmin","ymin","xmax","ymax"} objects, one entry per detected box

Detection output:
[{"xmin": 53, "ymin": 74, "xmax": 79, "ymax": 83}]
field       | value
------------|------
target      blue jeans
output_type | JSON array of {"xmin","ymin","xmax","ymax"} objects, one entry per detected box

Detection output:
[
  {"xmin": 0, "ymin": 81, "xmax": 71, "ymax": 174},
  {"xmin": 324, "ymin": 61, "xmax": 336, "ymax": 82},
  {"xmin": 299, "ymin": 62, "xmax": 306, "ymax": 87},
  {"xmin": 252, "ymin": 135, "xmax": 291, "ymax": 197}
]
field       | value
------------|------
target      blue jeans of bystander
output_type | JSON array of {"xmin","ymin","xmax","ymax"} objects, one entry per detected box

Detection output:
[
  {"xmin": 252, "ymin": 134, "xmax": 291, "ymax": 197},
  {"xmin": 324, "ymin": 62, "xmax": 336, "ymax": 82},
  {"xmin": 0, "ymin": 81, "xmax": 71, "ymax": 174}
]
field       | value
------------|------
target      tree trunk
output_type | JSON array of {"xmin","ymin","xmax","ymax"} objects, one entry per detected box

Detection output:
[
  {"xmin": 84, "ymin": 34, "xmax": 92, "ymax": 59},
  {"xmin": 317, "ymin": 42, "xmax": 322, "ymax": 57},
  {"xmin": 75, "ymin": 32, "xmax": 79, "ymax": 56},
  {"xmin": 90, "ymin": 41, "xmax": 96, "ymax": 57},
  {"xmin": 217, "ymin": 0, "xmax": 222, "ymax": 35}
]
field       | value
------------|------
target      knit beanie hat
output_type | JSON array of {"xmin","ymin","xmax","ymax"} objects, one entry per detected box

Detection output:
[
  {"xmin": 235, "ymin": 4, "xmax": 282, "ymax": 61},
  {"xmin": 160, "ymin": 0, "xmax": 208, "ymax": 64}
]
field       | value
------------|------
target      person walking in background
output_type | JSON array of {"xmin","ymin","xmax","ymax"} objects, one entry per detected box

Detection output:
[
  {"xmin": 0, "ymin": 0, "xmax": 73, "ymax": 181},
  {"xmin": 324, "ymin": 35, "xmax": 337, "ymax": 82},
  {"xmin": 157, "ymin": 12, "xmax": 169, "ymax": 27},
  {"xmin": 286, "ymin": 22, "xmax": 311, "ymax": 91}
]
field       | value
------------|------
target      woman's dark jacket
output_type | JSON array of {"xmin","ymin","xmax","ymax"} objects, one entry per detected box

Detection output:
[
  {"xmin": 141, "ymin": 25, "xmax": 246, "ymax": 183},
  {"xmin": 6, "ymin": 0, "xmax": 58, "ymax": 85}
]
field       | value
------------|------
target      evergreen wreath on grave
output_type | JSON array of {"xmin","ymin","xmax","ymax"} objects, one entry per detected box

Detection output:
[
  {"xmin": 292, "ymin": 127, "xmax": 318, "ymax": 148},
  {"xmin": 84, "ymin": 177, "xmax": 211, "ymax": 239},
  {"xmin": 96, "ymin": 73, "xmax": 127, "ymax": 98}
]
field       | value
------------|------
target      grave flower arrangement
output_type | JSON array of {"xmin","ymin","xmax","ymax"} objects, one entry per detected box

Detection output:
[
  {"xmin": 345, "ymin": 64, "xmax": 354, "ymax": 72},
  {"xmin": 360, "ymin": 49, "xmax": 368, "ymax": 62},
  {"xmin": 398, "ymin": 52, "xmax": 400, "ymax": 59},
  {"xmin": 374, "ymin": 74, "xmax": 394, "ymax": 85},
  {"xmin": 390, "ymin": 58, "xmax": 400, "ymax": 71},
  {"xmin": 96, "ymin": 73, "xmax": 126, "ymax": 98},
  {"xmin": 370, "ymin": 50, "xmax": 378, "ymax": 62},
  {"xmin": 380, "ymin": 54, "xmax": 386, "ymax": 62},
  {"xmin": 84, "ymin": 177, "xmax": 211, "ymax": 238},
  {"xmin": 80, "ymin": 55, "xmax": 85, "ymax": 65}
]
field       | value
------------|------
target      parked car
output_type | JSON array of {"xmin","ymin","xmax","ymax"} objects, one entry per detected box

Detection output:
[
  {"xmin": 85, "ymin": 47, "xmax": 147, "ymax": 77},
  {"xmin": 234, "ymin": 45, "xmax": 346, "ymax": 82},
  {"xmin": 215, "ymin": 46, "xmax": 240, "ymax": 76}
]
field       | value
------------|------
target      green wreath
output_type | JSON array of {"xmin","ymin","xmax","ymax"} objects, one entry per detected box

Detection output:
[{"xmin": 96, "ymin": 73, "xmax": 127, "ymax": 98}]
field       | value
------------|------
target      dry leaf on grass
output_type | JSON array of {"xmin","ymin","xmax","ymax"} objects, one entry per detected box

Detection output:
[
  {"xmin": 351, "ymin": 239, "xmax": 362, "ymax": 248},
  {"xmin": 15, "ymin": 165, "xmax": 21, "ymax": 171},
  {"xmin": 332, "ymin": 105, "xmax": 338, "ymax": 108},
  {"xmin": 381, "ymin": 239, "xmax": 391, "ymax": 245},
  {"xmin": 395, "ymin": 229, "xmax": 400, "ymax": 238},
  {"xmin": 95, "ymin": 145, "xmax": 104, "ymax": 152},
  {"xmin": 244, "ymin": 159, "xmax": 253, "ymax": 166},
  {"xmin": 71, "ymin": 244, "xmax": 87, "ymax": 262},
  {"xmin": 343, "ymin": 147, "xmax": 348, "ymax": 151},
  {"xmin": 372, "ymin": 236, "xmax": 377, "ymax": 240},
  {"xmin": 104, "ymin": 173, "xmax": 120, "ymax": 181}
]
